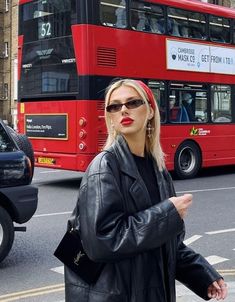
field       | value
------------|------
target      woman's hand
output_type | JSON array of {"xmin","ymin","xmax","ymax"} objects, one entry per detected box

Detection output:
[
  {"xmin": 207, "ymin": 278, "xmax": 227, "ymax": 300},
  {"xmin": 169, "ymin": 194, "xmax": 193, "ymax": 219}
]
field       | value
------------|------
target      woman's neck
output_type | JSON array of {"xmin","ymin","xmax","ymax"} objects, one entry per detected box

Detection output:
[{"xmin": 123, "ymin": 134, "xmax": 146, "ymax": 157}]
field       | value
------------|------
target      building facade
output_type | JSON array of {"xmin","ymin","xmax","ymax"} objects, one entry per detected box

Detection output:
[
  {"xmin": 0, "ymin": 0, "xmax": 235, "ymax": 126},
  {"xmin": 0, "ymin": 0, "xmax": 18, "ymax": 126}
]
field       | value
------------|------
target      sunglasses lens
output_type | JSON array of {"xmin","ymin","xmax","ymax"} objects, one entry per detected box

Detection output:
[
  {"xmin": 106, "ymin": 104, "xmax": 122, "ymax": 113},
  {"xmin": 106, "ymin": 99, "xmax": 144, "ymax": 113},
  {"xmin": 126, "ymin": 99, "xmax": 144, "ymax": 109}
]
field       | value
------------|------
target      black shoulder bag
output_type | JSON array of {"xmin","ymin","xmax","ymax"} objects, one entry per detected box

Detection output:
[{"xmin": 54, "ymin": 195, "xmax": 104, "ymax": 284}]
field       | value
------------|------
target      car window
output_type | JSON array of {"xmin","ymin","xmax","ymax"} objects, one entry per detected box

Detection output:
[{"xmin": 0, "ymin": 125, "xmax": 16, "ymax": 152}]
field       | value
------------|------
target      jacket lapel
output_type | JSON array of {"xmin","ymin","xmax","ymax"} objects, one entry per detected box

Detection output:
[{"xmin": 109, "ymin": 135, "xmax": 153, "ymax": 210}]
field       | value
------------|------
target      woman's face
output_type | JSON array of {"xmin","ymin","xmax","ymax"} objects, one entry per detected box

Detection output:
[{"xmin": 108, "ymin": 85, "xmax": 153, "ymax": 141}]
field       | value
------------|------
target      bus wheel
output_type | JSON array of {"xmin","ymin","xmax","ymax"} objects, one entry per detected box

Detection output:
[
  {"xmin": 7, "ymin": 127, "xmax": 35, "ymax": 176},
  {"xmin": 0, "ymin": 206, "xmax": 14, "ymax": 263},
  {"xmin": 174, "ymin": 141, "xmax": 201, "ymax": 179}
]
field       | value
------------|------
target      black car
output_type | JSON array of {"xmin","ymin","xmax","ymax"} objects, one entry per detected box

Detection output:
[{"xmin": 0, "ymin": 119, "xmax": 38, "ymax": 262}]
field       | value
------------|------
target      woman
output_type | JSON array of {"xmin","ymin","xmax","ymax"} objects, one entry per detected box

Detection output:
[{"xmin": 65, "ymin": 79, "xmax": 227, "ymax": 301}]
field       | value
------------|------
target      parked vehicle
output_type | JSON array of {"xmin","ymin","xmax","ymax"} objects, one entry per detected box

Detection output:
[{"xmin": 0, "ymin": 119, "xmax": 38, "ymax": 262}]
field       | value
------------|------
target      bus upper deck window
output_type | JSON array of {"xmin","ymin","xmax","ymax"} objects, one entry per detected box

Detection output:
[
  {"xmin": 130, "ymin": 1, "xmax": 164, "ymax": 34},
  {"xmin": 210, "ymin": 15, "xmax": 230, "ymax": 43},
  {"xmin": 168, "ymin": 8, "xmax": 188, "ymax": 37},
  {"xmin": 100, "ymin": 0, "xmax": 127, "ymax": 28},
  {"xmin": 189, "ymin": 12, "xmax": 206, "ymax": 40},
  {"xmin": 168, "ymin": 7, "xmax": 206, "ymax": 40}
]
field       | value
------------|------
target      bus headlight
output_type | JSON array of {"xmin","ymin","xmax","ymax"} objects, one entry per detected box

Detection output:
[
  {"xmin": 79, "ymin": 130, "xmax": 87, "ymax": 138},
  {"xmin": 79, "ymin": 142, "xmax": 86, "ymax": 150},
  {"xmin": 79, "ymin": 117, "xmax": 87, "ymax": 126}
]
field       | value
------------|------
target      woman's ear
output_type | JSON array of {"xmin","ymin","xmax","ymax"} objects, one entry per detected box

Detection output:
[{"xmin": 148, "ymin": 107, "xmax": 154, "ymax": 120}]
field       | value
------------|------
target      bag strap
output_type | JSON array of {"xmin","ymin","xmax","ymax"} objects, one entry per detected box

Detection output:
[{"xmin": 67, "ymin": 193, "xmax": 80, "ymax": 232}]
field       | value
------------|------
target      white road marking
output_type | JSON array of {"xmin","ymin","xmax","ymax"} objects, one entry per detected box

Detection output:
[
  {"xmin": 33, "ymin": 211, "xmax": 71, "ymax": 218},
  {"xmin": 183, "ymin": 235, "xmax": 202, "ymax": 246},
  {"xmin": 218, "ymin": 269, "xmax": 235, "ymax": 276},
  {"xmin": 39, "ymin": 170, "xmax": 61, "ymax": 174},
  {"xmin": 205, "ymin": 255, "xmax": 229, "ymax": 265},
  {"xmin": 205, "ymin": 228, "xmax": 235, "ymax": 235},
  {"xmin": 51, "ymin": 266, "xmax": 64, "ymax": 275},
  {"xmin": 177, "ymin": 186, "xmax": 235, "ymax": 194}
]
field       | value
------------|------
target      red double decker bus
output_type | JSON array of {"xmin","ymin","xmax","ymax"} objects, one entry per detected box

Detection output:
[{"xmin": 18, "ymin": 0, "xmax": 235, "ymax": 179}]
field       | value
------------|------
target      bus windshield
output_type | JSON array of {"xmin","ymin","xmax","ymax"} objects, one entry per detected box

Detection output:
[{"xmin": 19, "ymin": 0, "xmax": 78, "ymax": 99}]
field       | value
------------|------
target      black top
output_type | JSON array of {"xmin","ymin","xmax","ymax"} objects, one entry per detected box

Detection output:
[
  {"xmin": 132, "ymin": 153, "xmax": 170, "ymax": 301},
  {"xmin": 132, "ymin": 153, "xmax": 161, "ymax": 205}
]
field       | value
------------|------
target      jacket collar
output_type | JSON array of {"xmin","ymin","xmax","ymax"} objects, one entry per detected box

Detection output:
[
  {"xmin": 108, "ymin": 135, "xmax": 170, "ymax": 201},
  {"xmin": 108, "ymin": 135, "xmax": 140, "ymax": 179}
]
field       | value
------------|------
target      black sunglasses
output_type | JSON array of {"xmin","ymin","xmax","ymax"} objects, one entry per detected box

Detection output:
[{"xmin": 106, "ymin": 99, "xmax": 145, "ymax": 113}]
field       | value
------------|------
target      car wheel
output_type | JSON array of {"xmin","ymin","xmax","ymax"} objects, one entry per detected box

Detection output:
[
  {"xmin": 174, "ymin": 141, "xmax": 201, "ymax": 179},
  {"xmin": 0, "ymin": 206, "xmax": 14, "ymax": 262},
  {"xmin": 7, "ymin": 127, "xmax": 35, "ymax": 175}
]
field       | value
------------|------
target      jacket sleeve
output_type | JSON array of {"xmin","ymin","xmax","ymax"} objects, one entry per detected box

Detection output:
[
  {"xmin": 79, "ymin": 155, "xmax": 183, "ymax": 262},
  {"xmin": 176, "ymin": 231, "xmax": 222, "ymax": 300}
]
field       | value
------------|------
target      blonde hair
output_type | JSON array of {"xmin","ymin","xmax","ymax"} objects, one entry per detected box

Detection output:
[{"xmin": 103, "ymin": 79, "xmax": 165, "ymax": 171}]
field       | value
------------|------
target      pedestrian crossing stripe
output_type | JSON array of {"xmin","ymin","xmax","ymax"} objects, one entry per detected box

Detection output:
[
  {"xmin": 51, "ymin": 266, "xmax": 64, "ymax": 275},
  {"xmin": 183, "ymin": 235, "xmax": 202, "ymax": 245},
  {"xmin": 205, "ymin": 255, "xmax": 229, "ymax": 265}
]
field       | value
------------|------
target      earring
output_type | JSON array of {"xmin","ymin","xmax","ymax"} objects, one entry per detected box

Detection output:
[{"xmin": 147, "ymin": 120, "xmax": 153, "ymax": 138}]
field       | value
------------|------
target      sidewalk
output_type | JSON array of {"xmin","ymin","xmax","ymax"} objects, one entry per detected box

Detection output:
[{"xmin": 176, "ymin": 282, "xmax": 235, "ymax": 302}]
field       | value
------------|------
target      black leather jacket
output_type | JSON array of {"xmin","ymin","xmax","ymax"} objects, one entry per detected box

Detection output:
[{"xmin": 65, "ymin": 135, "xmax": 221, "ymax": 302}]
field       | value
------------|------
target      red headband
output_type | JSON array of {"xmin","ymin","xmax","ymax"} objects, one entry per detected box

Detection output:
[{"xmin": 136, "ymin": 80, "xmax": 156, "ymax": 110}]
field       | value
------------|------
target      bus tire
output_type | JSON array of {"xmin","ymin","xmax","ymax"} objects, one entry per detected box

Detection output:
[
  {"xmin": 174, "ymin": 141, "xmax": 201, "ymax": 179},
  {"xmin": 0, "ymin": 206, "xmax": 14, "ymax": 263},
  {"xmin": 7, "ymin": 127, "xmax": 35, "ymax": 176}
]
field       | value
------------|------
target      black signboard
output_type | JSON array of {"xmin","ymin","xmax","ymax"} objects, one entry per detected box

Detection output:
[{"xmin": 25, "ymin": 114, "xmax": 67, "ymax": 139}]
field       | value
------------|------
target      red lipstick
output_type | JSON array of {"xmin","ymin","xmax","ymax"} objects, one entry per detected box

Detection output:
[{"xmin": 121, "ymin": 117, "xmax": 134, "ymax": 125}]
